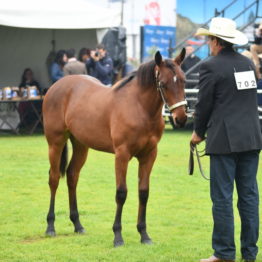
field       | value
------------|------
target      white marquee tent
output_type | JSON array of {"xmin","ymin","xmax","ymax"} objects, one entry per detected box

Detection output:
[{"xmin": 0, "ymin": 0, "xmax": 121, "ymax": 88}]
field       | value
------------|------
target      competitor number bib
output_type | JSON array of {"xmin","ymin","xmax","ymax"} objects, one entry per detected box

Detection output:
[{"xmin": 234, "ymin": 70, "xmax": 257, "ymax": 90}]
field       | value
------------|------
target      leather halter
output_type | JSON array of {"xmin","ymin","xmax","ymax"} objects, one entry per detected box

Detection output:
[{"xmin": 155, "ymin": 71, "xmax": 187, "ymax": 112}]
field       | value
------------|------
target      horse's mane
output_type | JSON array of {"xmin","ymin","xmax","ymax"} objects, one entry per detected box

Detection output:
[
  {"xmin": 114, "ymin": 59, "xmax": 156, "ymax": 90},
  {"xmin": 137, "ymin": 60, "xmax": 156, "ymax": 88},
  {"xmin": 114, "ymin": 72, "xmax": 137, "ymax": 90}
]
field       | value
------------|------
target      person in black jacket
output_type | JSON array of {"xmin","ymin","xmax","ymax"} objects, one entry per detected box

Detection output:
[
  {"xmin": 181, "ymin": 45, "xmax": 201, "ymax": 75},
  {"xmin": 191, "ymin": 17, "xmax": 262, "ymax": 262},
  {"xmin": 182, "ymin": 45, "xmax": 201, "ymax": 88}
]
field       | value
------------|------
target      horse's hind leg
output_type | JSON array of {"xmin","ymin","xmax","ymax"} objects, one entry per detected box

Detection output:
[
  {"xmin": 137, "ymin": 148, "xmax": 157, "ymax": 244},
  {"xmin": 66, "ymin": 136, "xmax": 88, "ymax": 234},
  {"xmin": 46, "ymin": 135, "xmax": 68, "ymax": 236},
  {"xmin": 112, "ymin": 146, "xmax": 130, "ymax": 247}
]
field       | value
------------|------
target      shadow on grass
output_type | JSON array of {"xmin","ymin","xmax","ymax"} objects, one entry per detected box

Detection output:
[{"xmin": 20, "ymin": 232, "xmax": 86, "ymax": 244}]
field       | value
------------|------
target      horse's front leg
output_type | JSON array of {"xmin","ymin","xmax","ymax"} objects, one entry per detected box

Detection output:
[
  {"xmin": 112, "ymin": 146, "xmax": 130, "ymax": 247},
  {"xmin": 137, "ymin": 147, "xmax": 157, "ymax": 244}
]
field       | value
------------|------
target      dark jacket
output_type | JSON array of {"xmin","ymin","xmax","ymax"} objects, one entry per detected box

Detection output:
[
  {"xmin": 86, "ymin": 54, "xmax": 113, "ymax": 85},
  {"xmin": 181, "ymin": 54, "xmax": 201, "ymax": 75},
  {"xmin": 194, "ymin": 47, "xmax": 262, "ymax": 154}
]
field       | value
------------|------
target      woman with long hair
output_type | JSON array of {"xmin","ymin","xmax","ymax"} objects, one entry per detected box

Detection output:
[{"xmin": 50, "ymin": 50, "xmax": 68, "ymax": 83}]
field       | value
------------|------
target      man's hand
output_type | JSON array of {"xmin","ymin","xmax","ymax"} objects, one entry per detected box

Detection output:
[
  {"xmin": 191, "ymin": 131, "xmax": 204, "ymax": 145},
  {"xmin": 90, "ymin": 50, "xmax": 100, "ymax": 62}
]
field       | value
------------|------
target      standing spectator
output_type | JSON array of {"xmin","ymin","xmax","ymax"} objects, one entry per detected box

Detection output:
[
  {"xmin": 78, "ymin": 47, "xmax": 91, "ymax": 63},
  {"xmin": 86, "ymin": 44, "xmax": 113, "ymax": 86},
  {"xmin": 191, "ymin": 17, "xmax": 262, "ymax": 262},
  {"xmin": 78, "ymin": 47, "xmax": 91, "ymax": 74},
  {"xmin": 63, "ymin": 48, "xmax": 87, "ymax": 76},
  {"xmin": 182, "ymin": 45, "xmax": 201, "ymax": 89},
  {"xmin": 250, "ymin": 23, "xmax": 262, "ymax": 79},
  {"xmin": 181, "ymin": 45, "xmax": 201, "ymax": 75},
  {"xmin": 50, "ymin": 49, "xmax": 68, "ymax": 83}
]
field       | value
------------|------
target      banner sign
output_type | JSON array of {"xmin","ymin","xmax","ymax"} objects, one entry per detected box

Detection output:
[{"xmin": 141, "ymin": 25, "xmax": 176, "ymax": 62}]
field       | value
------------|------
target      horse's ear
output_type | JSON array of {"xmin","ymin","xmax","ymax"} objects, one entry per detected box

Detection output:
[
  {"xmin": 174, "ymin": 48, "xmax": 186, "ymax": 65},
  {"xmin": 155, "ymin": 51, "xmax": 162, "ymax": 66}
]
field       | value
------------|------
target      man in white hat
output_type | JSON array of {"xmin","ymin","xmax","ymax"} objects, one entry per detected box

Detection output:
[
  {"xmin": 191, "ymin": 17, "xmax": 262, "ymax": 262},
  {"xmin": 250, "ymin": 23, "xmax": 262, "ymax": 79}
]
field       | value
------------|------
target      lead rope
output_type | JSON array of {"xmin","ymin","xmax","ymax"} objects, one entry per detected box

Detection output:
[{"xmin": 189, "ymin": 142, "xmax": 210, "ymax": 180}]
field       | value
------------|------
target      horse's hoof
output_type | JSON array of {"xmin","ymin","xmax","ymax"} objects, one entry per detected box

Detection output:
[
  {"xmin": 75, "ymin": 228, "xmax": 86, "ymax": 234},
  {"xmin": 141, "ymin": 238, "xmax": 153, "ymax": 245},
  {"xmin": 114, "ymin": 240, "xmax": 124, "ymax": 247},
  {"xmin": 45, "ymin": 230, "xmax": 56, "ymax": 237}
]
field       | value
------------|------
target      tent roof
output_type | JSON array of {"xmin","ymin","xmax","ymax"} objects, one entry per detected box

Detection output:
[{"xmin": 0, "ymin": 0, "xmax": 121, "ymax": 29}]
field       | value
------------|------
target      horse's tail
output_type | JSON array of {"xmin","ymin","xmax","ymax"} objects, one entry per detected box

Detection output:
[{"xmin": 60, "ymin": 143, "xmax": 68, "ymax": 177}]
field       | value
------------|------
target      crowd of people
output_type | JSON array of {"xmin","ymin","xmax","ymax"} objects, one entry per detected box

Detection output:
[
  {"xmin": 15, "ymin": 44, "xmax": 116, "ymax": 129},
  {"xmin": 49, "ymin": 44, "xmax": 114, "ymax": 87},
  {"xmin": 18, "ymin": 44, "xmax": 115, "ymax": 97}
]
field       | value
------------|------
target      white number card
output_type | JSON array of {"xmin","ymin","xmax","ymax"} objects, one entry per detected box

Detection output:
[{"xmin": 234, "ymin": 70, "xmax": 257, "ymax": 90}]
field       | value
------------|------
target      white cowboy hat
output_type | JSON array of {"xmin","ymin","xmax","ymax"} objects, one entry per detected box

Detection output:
[{"xmin": 195, "ymin": 17, "xmax": 248, "ymax": 45}]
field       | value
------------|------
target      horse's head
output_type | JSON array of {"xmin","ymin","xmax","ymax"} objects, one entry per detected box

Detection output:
[{"xmin": 154, "ymin": 49, "xmax": 187, "ymax": 128}]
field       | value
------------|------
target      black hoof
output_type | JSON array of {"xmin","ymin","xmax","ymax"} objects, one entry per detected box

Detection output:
[
  {"xmin": 141, "ymin": 238, "xmax": 153, "ymax": 245},
  {"xmin": 114, "ymin": 239, "xmax": 124, "ymax": 247},
  {"xmin": 45, "ymin": 230, "xmax": 56, "ymax": 237},
  {"xmin": 75, "ymin": 228, "xmax": 86, "ymax": 234}
]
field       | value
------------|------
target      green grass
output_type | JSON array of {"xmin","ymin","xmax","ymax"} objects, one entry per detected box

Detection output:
[{"xmin": 0, "ymin": 126, "xmax": 261, "ymax": 262}]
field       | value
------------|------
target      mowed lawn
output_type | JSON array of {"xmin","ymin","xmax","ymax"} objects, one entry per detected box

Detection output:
[{"xmin": 0, "ymin": 127, "xmax": 261, "ymax": 262}]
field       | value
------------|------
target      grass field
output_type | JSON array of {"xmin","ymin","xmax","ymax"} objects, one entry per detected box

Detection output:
[{"xmin": 0, "ymin": 126, "xmax": 261, "ymax": 262}]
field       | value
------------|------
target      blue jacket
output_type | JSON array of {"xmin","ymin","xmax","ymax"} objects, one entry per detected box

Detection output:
[
  {"xmin": 86, "ymin": 55, "xmax": 113, "ymax": 85},
  {"xmin": 50, "ymin": 62, "xmax": 64, "ymax": 83}
]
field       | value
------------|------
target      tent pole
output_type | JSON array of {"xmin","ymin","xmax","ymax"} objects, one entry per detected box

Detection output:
[
  {"xmin": 121, "ymin": 0, "xmax": 124, "ymax": 26},
  {"xmin": 51, "ymin": 30, "xmax": 56, "ymax": 52}
]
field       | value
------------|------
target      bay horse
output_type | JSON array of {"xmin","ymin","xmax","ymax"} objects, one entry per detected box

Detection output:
[{"xmin": 43, "ymin": 49, "xmax": 187, "ymax": 247}]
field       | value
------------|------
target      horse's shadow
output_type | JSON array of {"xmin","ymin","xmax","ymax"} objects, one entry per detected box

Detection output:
[{"xmin": 20, "ymin": 232, "xmax": 84, "ymax": 244}]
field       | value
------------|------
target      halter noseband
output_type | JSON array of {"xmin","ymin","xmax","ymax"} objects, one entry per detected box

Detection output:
[{"xmin": 155, "ymin": 71, "xmax": 187, "ymax": 112}]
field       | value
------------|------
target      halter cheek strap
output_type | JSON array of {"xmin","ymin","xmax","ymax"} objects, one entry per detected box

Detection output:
[{"xmin": 156, "ymin": 70, "xmax": 187, "ymax": 112}]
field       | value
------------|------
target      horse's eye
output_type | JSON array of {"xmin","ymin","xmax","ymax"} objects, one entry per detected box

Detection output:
[{"xmin": 173, "ymin": 76, "xmax": 177, "ymax": 82}]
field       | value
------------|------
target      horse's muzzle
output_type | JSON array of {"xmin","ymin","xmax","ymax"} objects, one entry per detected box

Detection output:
[{"xmin": 173, "ymin": 115, "xmax": 187, "ymax": 128}]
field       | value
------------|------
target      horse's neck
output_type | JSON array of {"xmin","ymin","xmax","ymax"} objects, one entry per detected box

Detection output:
[{"xmin": 134, "ymin": 82, "xmax": 163, "ymax": 118}]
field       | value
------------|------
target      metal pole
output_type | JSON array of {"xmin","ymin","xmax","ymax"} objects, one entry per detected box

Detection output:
[{"xmin": 120, "ymin": 0, "xmax": 124, "ymax": 26}]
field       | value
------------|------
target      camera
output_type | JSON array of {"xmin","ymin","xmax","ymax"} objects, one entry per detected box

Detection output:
[{"xmin": 95, "ymin": 51, "xmax": 99, "ymax": 57}]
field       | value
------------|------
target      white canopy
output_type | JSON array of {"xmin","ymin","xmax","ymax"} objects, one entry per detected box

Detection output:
[
  {"xmin": 0, "ymin": 0, "xmax": 121, "ymax": 29},
  {"xmin": 0, "ymin": 0, "xmax": 121, "ymax": 88}
]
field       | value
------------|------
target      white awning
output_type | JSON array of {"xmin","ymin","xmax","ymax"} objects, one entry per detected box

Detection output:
[{"xmin": 0, "ymin": 0, "xmax": 121, "ymax": 29}]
